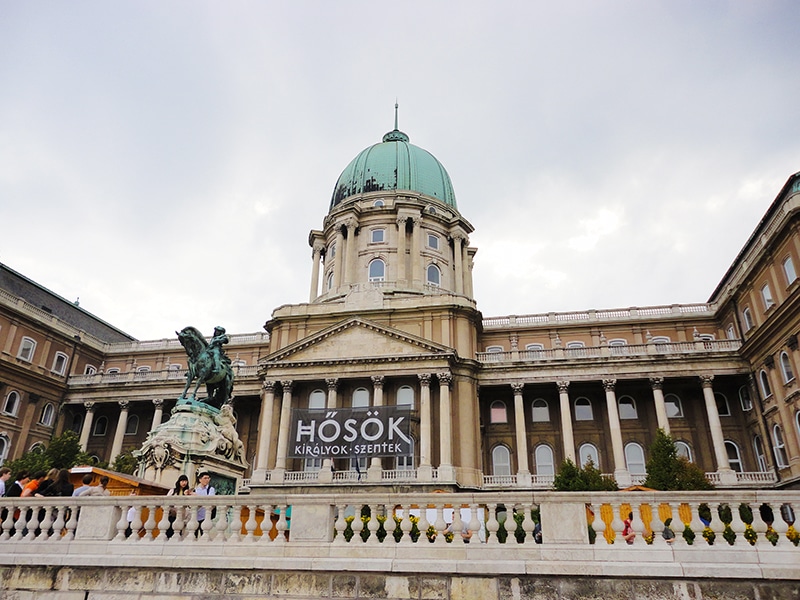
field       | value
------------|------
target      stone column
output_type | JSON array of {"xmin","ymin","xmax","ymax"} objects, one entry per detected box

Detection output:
[
  {"xmin": 253, "ymin": 381, "xmax": 277, "ymax": 478},
  {"xmin": 557, "ymin": 381, "xmax": 576, "ymax": 463},
  {"xmin": 333, "ymin": 226, "xmax": 345, "ymax": 289},
  {"xmin": 463, "ymin": 245, "xmax": 473, "ymax": 298},
  {"xmin": 649, "ymin": 377, "xmax": 670, "ymax": 433},
  {"xmin": 273, "ymin": 380, "xmax": 294, "ymax": 481},
  {"xmin": 418, "ymin": 373, "xmax": 433, "ymax": 480},
  {"xmin": 79, "ymin": 401, "xmax": 95, "ymax": 451},
  {"xmin": 396, "ymin": 217, "xmax": 407, "ymax": 284},
  {"xmin": 109, "ymin": 400, "xmax": 130, "ymax": 464},
  {"xmin": 512, "ymin": 382, "xmax": 531, "ymax": 486},
  {"xmin": 367, "ymin": 376, "xmax": 385, "ymax": 480},
  {"xmin": 344, "ymin": 220, "xmax": 358, "ymax": 285},
  {"xmin": 326, "ymin": 378, "xmax": 339, "ymax": 409},
  {"xmin": 452, "ymin": 234, "xmax": 464, "ymax": 295},
  {"xmin": 151, "ymin": 399, "xmax": 164, "ymax": 431},
  {"xmin": 309, "ymin": 242, "xmax": 323, "ymax": 301},
  {"xmin": 410, "ymin": 217, "xmax": 422, "ymax": 285},
  {"xmin": 603, "ymin": 379, "xmax": 629, "ymax": 486},
  {"xmin": 700, "ymin": 375, "xmax": 736, "ymax": 483},
  {"xmin": 438, "ymin": 373, "xmax": 454, "ymax": 480}
]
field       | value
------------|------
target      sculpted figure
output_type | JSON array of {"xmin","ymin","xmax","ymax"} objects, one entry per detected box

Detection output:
[{"xmin": 177, "ymin": 326, "xmax": 234, "ymax": 409}]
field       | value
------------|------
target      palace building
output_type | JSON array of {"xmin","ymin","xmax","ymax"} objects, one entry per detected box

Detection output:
[{"xmin": 2, "ymin": 119, "xmax": 800, "ymax": 492}]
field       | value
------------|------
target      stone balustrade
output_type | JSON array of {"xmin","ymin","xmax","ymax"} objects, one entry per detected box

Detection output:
[{"xmin": 0, "ymin": 491, "xmax": 797, "ymax": 580}]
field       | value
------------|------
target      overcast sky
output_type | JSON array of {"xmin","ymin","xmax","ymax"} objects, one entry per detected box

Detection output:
[{"xmin": 2, "ymin": 2, "xmax": 799, "ymax": 341}]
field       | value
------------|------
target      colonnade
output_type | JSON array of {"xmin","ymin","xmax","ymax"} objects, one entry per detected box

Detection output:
[{"xmin": 78, "ymin": 398, "xmax": 164, "ymax": 463}]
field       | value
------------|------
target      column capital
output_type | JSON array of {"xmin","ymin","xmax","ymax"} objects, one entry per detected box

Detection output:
[
  {"xmin": 326, "ymin": 378, "xmax": 339, "ymax": 391},
  {"xmin": 511, "ymin": 382, "xmax": 524, "ymax": 395},
  {"xmin": 118, "ymin": 400, "xmax": 130, "ymax": 410},
  {"xmin": 280, "ymin": 380, "xmax": 294, "ymax": 393},
  {"xmin": 418, "ymin": 373, "xmax": 432, "ymax": 386},
  {"xmin": 370, "ymin": 375, "xmax": 384, "ymax": 388},
  {"xmin": 451, "ymin": 232, "xmax": 466, "ymax": 245},
  {"xmin": 84, "ymin": 401, "xmax": 96, "ymax": 412},
  {"xmin": 396, "ymin": 216, "xmax": 407, "ymax": 228},
  {"xmin": 649, "ymin": 377, "xmax": 664, "ymax": 390},
  {"xmin": 312, "ymin": 240, "xmax": 325, "ymax": 254},
  {"xmin": 556, "ymin": 380, "xmax": 570, "ymax": 394},
  {"xmin": 437, "ymin": 372, "xmax": 452, "ymax": 387},
  {"xmin": 602, "ymin": 379, "xmax": 617, "ymax": 391},
  {"xmin": 262, "ymin": 380, "xmax": 277, "ymax": 393},
  {"xmin": 152, "ymin": 398, "xmax": 164, "ymax": 408},
  {"xmin": 344, "ymin": 218, "xmax": 358, "ymax": 232},
  {"xmin": 699, "ymin": 374, "xmax": 715, "ymax": 388}
]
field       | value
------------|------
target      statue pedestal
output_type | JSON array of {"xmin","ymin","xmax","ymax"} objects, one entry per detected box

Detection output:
[{"xmin": 135, "ymin": 399, "xmax": 248, "ymax": 494}]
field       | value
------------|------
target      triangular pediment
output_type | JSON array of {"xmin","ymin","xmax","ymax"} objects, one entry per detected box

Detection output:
[{"xmin": 264, "ymin": 318, "xmax": 453, "ymax": 365}]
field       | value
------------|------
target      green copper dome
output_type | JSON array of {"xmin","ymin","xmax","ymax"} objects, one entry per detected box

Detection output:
[{"xmin": 330, "ymin": 127, "xmax": 457, "ymax": 211}]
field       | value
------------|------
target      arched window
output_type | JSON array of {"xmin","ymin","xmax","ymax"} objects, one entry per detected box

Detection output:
[
  {"xmin": 531, "ymin": 398, "xmax": 549, "ymax": 422},
  {"xmin": 608, "ymin": 339, "xmax": 628, "ymax": 355},
  {"xmin": 753, "ymin": 435, "xmax": 767, "ymax": 472},
  {"xmin": 714, "ymin": 393, "xmax": 730, "ymax": 417},
  {"xmin": 427, "ymin": 233, "xmax": 439, "ymax": 250},
  {"xmin": 0, "ymin": 435, "xmax": 8, "ymax": 466},
  {"xmin": 309, "ymin": 389, "xmax": 326, "ymax": 410},
  {"xmin": 125, "ymin": 415, "xmax": 139, "ymax": 435},
  {"xmin": 486, "ymin": 345, "xmax": 504, "ymax": 353},
  {"xmin": 352, "ymin": 387, "xmax": 370, "ymax": 408},
  {"xmin": 51, "ymin": 352, "xmax": 68, "ymax": 375},
  {"xmin": 742, "ymin": 308, "xmax": 754, "ymax": 332},
  {"xmin": 675, "ymin": 441, "xmax": 692, "ymax": 462},
  {"xmin": 18, "ymin": 337, "xmax": 36, "ymax": 362},
  {"xmin": 71, "ymin": 413, "xmax": 83, "ymax": 434},
  {"xmin": 29, "ymin": 442, "xmax": 46, "ymax": 454},
  {"xmin": 618, "ymin": 396, "xmax": 637, "ymax": 419},
  {"xmin": 574, "ymin": 397, "xmax": 593, "ymax": 421},
  {"xmin": 396, "ymin": 437, "xmax": 415, "ymax": 470},
  {"xmin": 783, "ymin": 256, "xmax": 797, "ymax": 285},
  {"xmin": 651, "ymin": 336, "xmax": 671, "ymax": 353},
  {"xmin": 370, "ymin": 228, "xmax": 385, "ymax": 243},
  {"xmin": 726, "ymin": 324, "xmax": 736, "ymax": 340},
  {"xmin": 136, "ymin": 366, "xmax": 151, "ymax": 373},
  {"xmin": 725, "ymin": 440, "xmax": 743, "ymax": 473},
  {"xmin": 773, "ymin": 425, "xmax": 788, "ymax": 468},
  {"xmin": 534, "ymin": 445, "xmax": 555, "ymax": 475},
  {"xmin": 565, "ymin": 341, "xmax": 586, "ymax": 357},
  {"xmin": 106, "ymin": 368, "xmax": 120, "ymax": 375},
  {"xmin": 372, "ymin": 199, "xmax": 384, "ymax": 207},
  {"xmin": 738, "ymin": 386, "xmax": 752, "ymax": 411},
  {"xmin": 93, "ymin": 416, "xmax": 108, "ymax": 437},
  {"xmin": 396, "ymin": 385, "xmax": 414, "ymax": 408},
  {"xmin": 426, "ymin": 264, "xmax": 441, "ymax": 287},
  {"xmin": 579, "ymin": 443, "xmax": 599, "ymax": 468},
  {"xmin": 39, "ymin": 403, "xmax": 55, "ymax": 427},
  {"xmin": 368, "ymin": 259, "xmax": 385, "ymax": 282},
  {"xmin": 3, "ymin": 391, "xmax": 20, "ymax": 416},
  {"xmin": 624, "ymin": 442, "xmax": 646, "ymax": 475},
  {"xmin": 761, "ymin": 283, "xmax": 775, "ymax": 310},
  {"xmin": 326, "ymin": 271, "xmax": 334, "ymax": 291},
  {"xmin": 780, "ymin": 352, "xmax": 795, "ymax": 383},
  {"xmin": 84, "ymin": 364, "xmax": 97, "ymax": 375},
  {"xmin": 525, "ymin": 343, "xmax": 544, "ymax": 359},
  {"xmin": 491, "ymin": 445, "xmax": 511, "ymax": 476},
  {"xmin": 759, "ymin": 370, "xmax": 772, "ymax": 398},
  {"xmin": 490, "ymin": 400, "xmax": 508, "ymax": 424},
  {"xmin": 664, "ymin": 393, "xmax": 683, "ymax": 418}
]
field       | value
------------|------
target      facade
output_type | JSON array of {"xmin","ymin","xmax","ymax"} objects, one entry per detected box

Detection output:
[{"xmin": 2, "ymin": 121, "xmax": 800, "ymax": 491}]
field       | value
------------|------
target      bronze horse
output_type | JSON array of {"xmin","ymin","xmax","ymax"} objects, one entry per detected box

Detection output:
[{"xmin": 176, "ymin": 326, "xmax": 234, "ymax": 409}]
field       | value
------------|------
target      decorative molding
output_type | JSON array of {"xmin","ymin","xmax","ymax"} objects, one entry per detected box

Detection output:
[
  {"xmin": 511, "ymin": 382, "xmax": 524, "ymax": 395},
  {"xmin": 649, "ymin": 377, "xmax": 664, "ymax": 390},
  {"xmin": 602, "ymin": 379, "xmax": 616, "ymax": 391},
  {"xmin": 699, "ymin": 375, "xmax": 715, "ymax": 388},
  {"xmin": 556, "ymin": 381, "xmax": 570, "ymax": 394}
]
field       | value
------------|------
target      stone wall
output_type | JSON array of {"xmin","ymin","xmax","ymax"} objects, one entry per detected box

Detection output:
[{"xmin": 1, "ymin": 566, "xmax": 796, "ymax": 600}]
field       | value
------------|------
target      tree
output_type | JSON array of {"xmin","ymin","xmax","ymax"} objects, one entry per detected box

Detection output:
[
  {"xmin": 111, "ymin": 450, "xmax": 139, "ymax": 475},
  {"xmin": 553, "ymin": 458, "xmax": 617, "ymax": 491},
  {"xmin": 644, "ymin": 429, "xmax": 713, "ymax": 491},
  {"xmin": 4, "ymin": 431, "xmax": 93, "ymax": 476}
]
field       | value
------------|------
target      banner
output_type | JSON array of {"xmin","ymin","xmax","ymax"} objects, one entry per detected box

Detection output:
[{"xmin": 288, "ymin": 406, "xmax": 412, "ymax": 459}]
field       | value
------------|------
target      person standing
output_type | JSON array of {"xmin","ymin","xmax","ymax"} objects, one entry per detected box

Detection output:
[
  {"xmin": 193, "ymin": 472, "xmax": 215, "ymax": 534},
  {"xmin": 41, "ymin": 469, "xmax": 74, "ymax": 497},
  {"xmin": 6, "ymin": 471, "xmax": 30, "ymax": 497},
  {"xmin": 0, "ymin": 467, "xmax": 11, "ymax": 496},
  {"xmin": 71, "ymin": 474, "xmax": 94, "ymax": 496}
]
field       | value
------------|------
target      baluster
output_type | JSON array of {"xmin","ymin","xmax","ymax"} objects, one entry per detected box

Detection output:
[
  {"xmin": 275, "ymin": 504, "xmax": 288, "ymax": 543},
  {"xmin": 1, "ymin": 505, "xmax": 15, "ymax": 540},
  {"xmin": 128, "ymin": 506, "xmax": 144, "ymax": 542},
  {"xmin": 452, "ymin": 506, "xmax": 465, "ymax": 544},
  {"xmin": 367, "ymin": 504, "xmax": 382, "ymax": 545},
  {"xmin": 198, "ymin": 504, "xmax": 214, "ymax": 541},
  {"xmin": 689, "ymin": 503, "xmax": 706, "ymax": 547},
  {"xmin": 752, "ymin": 503, "xmax": 769, "ymax": 545},
  {"xmin": 351, "ymin": 505, "xmax": 365, "ymax": 543},
  {"xmin": 521, "ymin": 503, "xmax": 536, "ymax": 544},
  {"xmin": 113, "ymin": 505, "xmax": 129, "ymax": 541},
  {"xmin": 399, "ymin": 504, "xmax": 413, "ymax": 544},
  {"xmin": 259, "ymin": 504, "xmax": 274, "ymax": 543},
  {"xmin": 155, "ymin": 501, "xmax": 171, "ymax": 541},
  {"xmin": 609, "ymin": 503, "xmax": 624, "ymax": 545},
  {"xmin": 591, "ymin": 504, "xmax": 607, "ymax": 545},
  {"xmin": 244, "ymin": 505, "xmax": 258, "ymax": 542},
  {"xmin": 184, "ymin": 506, "xmax": 199, "ymax": 541},
  {"xmin": 468, "ymin": 504, "xmax": 481, "ymax": 545},
  {"xmin": 630, "ymin": 503, "xmax": 646, "ymax": 547},
  {"xmin": 334, "ymin": 504, "xmax": 348, "ymax": 544},
  {"xmin": 63, "ymin": 504, "xmax": 78, "ymax": 541},
  {"xmin": 729, "ymin": 503, "xmax": 746, "ymax": 546},
  {"xmin": 485, "ymin": 503, "xmax": 499, "ymax": 545},
  {"xmin": 170, "ymin": 504, "xmax": 186, "ymax": 542},
  {"xmin": 433, "ymin": 503, "xmax": 446, "ymax": 545},
  {"xmin": 24, "ymin": 502, "xmax": 42, "ymax": 541},
  {"xmin": 668, "ymin": 504, "xmax": 686, "ymax": 547},
  {"xmin": 38, "ymin": 506, "xmax": 54, "ymax": 541},
  {"xmin": 143, "ymin": 505, "xmax": 158, "ymax": 540},
  {"xmin": 213, "ymin": 504, "xmax": 229, "ymax": 541},
  {"xmin": 12, "ymin": 505, "xmax": 27, "ymax": 541},
  {"xmin": 417, "ymin": 505, "xmax": 430, "ymax": 544},
  {"xmin": 773, "ymin": 503, "xmax": 790, "ymax": 544}
]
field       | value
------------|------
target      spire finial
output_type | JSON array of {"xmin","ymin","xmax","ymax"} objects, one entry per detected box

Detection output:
[
  {"xmin": 394, "ymin": 100, "xmax": 399, "ymax": 131},
  {"xmin": 382, "ymin": 100, "xmax": 409, "ymax": 143}
]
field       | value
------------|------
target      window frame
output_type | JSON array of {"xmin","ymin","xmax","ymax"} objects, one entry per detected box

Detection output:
[
  {"xmin": 51, "ymin": 351, "xmax": 69, "ymax": 375},
  {"xmin": 714, "ymin": 392, "xmax": 731, "ymax": 417},
  {"xmin": 675, "ymin": 441, "xmax": 693, "ymax": 462},
  {"xmin": 308, "ymin": 389, "xmax": 326, "ymax": 410},
  {"xmin": 738, "ymin": 385, "xmax": 753, "ymax": 411},
  {"xmin": 534, "ymin": 444, "xmax": 555, "ymax": 476},
  {"xmin": 368, "ymin": 258, "xmax": 385, "ymax": 282},
  {"xmin": 618, "ymin": 395, "xmax": 638, "ymax": 420},
  {"xmin": 742, "ymin": 307, "xmax": 754, "ymax": 332},
  {"xmin": 574, "ymin": 397, "xmax": 593, "ymax": 421},
  {"xmin": 39, "ymin": 403, "xmax": 55, "ymax": 427},
  {"xmin": 783, "ymin": 255, "xmax": 797, "ymax": 285},
  {"xmin": 664, "ymin": 393, "xmax": 683, "ymax": 418},
  {"xmin": 2, "ymin": 391, "xmax": 20, "ymax": 416},
  {"xmin": 761, "ymin": 283, "xmax": 775, "ymax": 310},
  {"xmin": 93, "ymin": 415, "xmax": 109, "ymax": 437},
  {"xmin": 579, "ymin": 443, "xmax": 599, "ymax": 469},
  {"xmin": 0, "ymin": 435, "xmax": 8, "ymax": 466},
  {"xmin": 491, "ymin": 445, "xmax": 512, "ymax": 477},
  {"xmin": 725, "ymin": 440, "xmax": 743, "ymax": 473},
  {"xmin": 352, "ymin": 387, "xmax": 370, "ymax": 408},
  {"xmin": 17, "ymin": 337, "xmax": 36, "ymax": 362},
  {"xmin": 780, "ymin": 351, "xmax": 795, "ymax": 383},
  {"xmin": 531, "ymin": 398, "xmax": 550, "ymax": 422},
  {"xmin": 125, "ymin": 414, "xmax": 139, "ymax": 435},
  {"xmin": 773, "ymin": 425, "xmax": 789, "ymax": 468},
  {"xmin": 426, "ymin": 263, "xmax": 441, "ymax": 287},
  {"xmin": 759, "ymin": 370, "xmax": 773, "ymax": 398},
  {"xmin": 370, "ymin": 228, "xmax": 385, "ymax": 244},
  {"xmin": 490, "ymin": 400, "xmax": 508, "ymax": 424},
  {"xmin": 426, "ymin": 233, "xmax": 440, "ymax": 250},
  {"xmin": 396, "ymin": 385, "xmax": 414, "ymax": 408},
  {"xmin": 624, "ymin": 442, "xmax": 646, "ymax": 475},
  {"xmin": 753, "ymin": 434, "xmax": 767, "ymax": 472}
]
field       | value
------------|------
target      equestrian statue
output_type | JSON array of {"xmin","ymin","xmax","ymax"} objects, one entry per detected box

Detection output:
[{"xmin": 177, "ymin": 326, "xmax": 234, "ymax": 409}]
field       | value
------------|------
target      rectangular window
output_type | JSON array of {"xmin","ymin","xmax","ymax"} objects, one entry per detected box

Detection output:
[
  {"xmin": 18, "ymin": 337, "xmax": 36, "ymax": 362},
  {"xmin": 370, "ymin": 229, "xmax": 385, "ymax": 243},
  {"xmin": 761, "ymin": 283, "xmax": 775, "ymax": 310},
  {"xmin": 783, "ymin": 256, "xmax": 797, "ymax": 285}
]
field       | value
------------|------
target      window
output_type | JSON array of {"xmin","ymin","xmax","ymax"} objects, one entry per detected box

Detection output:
[
  {"xmin": 51, "ymin": 352, "xmax": 68, "ymax": 375},
  {"xmin": 486, "ymin": 345, "xmax": 504, "ymax": 353},
  {"xmin": 136, "ymin": 366, "xmax": 151, "ymax": 373},
  {"xmin": 742, "ymin": 308, "xmax": 754, "ymax": 332},
  {"xmin": 427, "ymin": 233, "xmax": 439, "ymax": 250},
  {"xmin": 624, "ymin": 442, "xmax": 646, "ymax": 475},
  {"xmin": 531, "ymin": 399, "xmax": 549, "ymax": 422},
  {"xmin": 309, "ymin": 389, "xmax": 326, "ymax": 410},
  {"xmin": 350, "ymin": 455, "xmax": 367, "ymax": 472},
  {"xmin": 566, "ymin": 341, "xmax": 586, "ymax": 357},
  {"xmin": 71, "ymin": 413, "xmax": 83, "ymax": 434},
  {"xmin": 675, "ymin": 441, "xmax": 693, "ymax": 462},
  {"xmin": 651, "ymin": 336, "xmax": 671, "ymax": 352},
  {"xmin": 93, "ymin": 416, "xmax": 108, "ymax": 436},
  {"xmin": 574, "ymin": 397, "xmax": 593, "ymax": 421},
  {"xmin": 664, "ymin": 393, "xmax": 683, "ymax": 418},
  {"xmin": 84, "ymin": 364, "xmax": 97, "ymax": 375},
  {"xmin": 329, "ymin": 242, "xmax": 336, "ymax": 258},
  {"xmin": 525, "ymin": 343, "xmax": 544, "ymax": 359},
  {"xmin": 396, "ymin": 438, "xmax": 415, "ymax": 470},
  {"xmin": 715, "ymin": 393, "xmax": 730, "ymax": 417},
  {"xmin": 579, "ymin": 443, "xmax": 599, "ymax": 468},
  {"xmin": 3, "ymin": 391, "xmax": 20, "ymax": 416},
  {"xmin": 780, "ymin": 352, "xmax": 795, "ymax": 383},
  {"xmin": 759, "ymin": 370, "xmax": 772, "ymax": 398},
  {"xmin": 368, "ymin": 259, "xmax": 385, "ymax": 282},
  {"xmin": 396, "ymin": 385, "xmax": 414, "ymax": 408},
  {"xmin": 753, "ymin": 435, "xmax": 767, "ymax": 472},
  {"xmin": 534, "ymin": 445, "xmax": 555, "ymax": 475},
  {"xmin": 608, "ymin": 339, "xmax": 628, "ymax": 355},
  {"xmin": 725, "ymin": 441, "xmax": 743, "ymax": 473},
  {"xmin": 738, "ymin": 386, "xmax": 752, "ymax": 411},
  {"xmin": 491, "ymin": 445, "xmax": 511, "ymax": 476},
  {"xmin": 18, "ymin": 337, "xmax": 36, "ymax": 362},
  {"xmin": 304, "ymin": 457, "xmax": 322, "ymax": 472},
  {"xmin": 373, "ymin": 199, "xmax": 384, "ymax": 207},
  {"xmin": 39, "ymin": 403, "xmax": 55, "ymax": 427},
  {"xmin": 726, "ymin": 324, "xmax": 736, "ymax": 340},
  {"xmin": 352, "ymin": 387, "xmax": 370, "ymax": 408},
  {"xmin": 0, "ymin": 435, "xmax": 8, "ymax": 466},
  {"xmin": 783, "ymin": 256, "xmax": 797, "ymax": 285},
  {"xmin": 490, "ymin": 400, "xmax": 508, "ymax": 424},
  {"xmin": 106, "ymin": 368, "xmax": 120, "ymax": 375},
  {"xmin": 426, "ymin": 264, "xmax": 441, "ymax": 287},
  {"xmin": 326, "ymin": 271, "xmax": 334, "ymax": 290},
  {"xmin": 370, "ymin": 228, "xmax": 385, "ymax": 243},
  {"xmin": 125, "ymin": 415, "xmax": 139, "ymax": 435},
  {"xmin": 761, "ymin": 283, "xmax": 775, "ymax": 310},
  {"xmin": 29, "ymin": 442, "xmax": 46, "ymax": 454},
  {"xmin": 618, "ymin": 396, "xmax": 637, "ymax": 419},
  {"xmin": 773, "ymin": 425, "xmax": 788, "ymax": 468}
]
